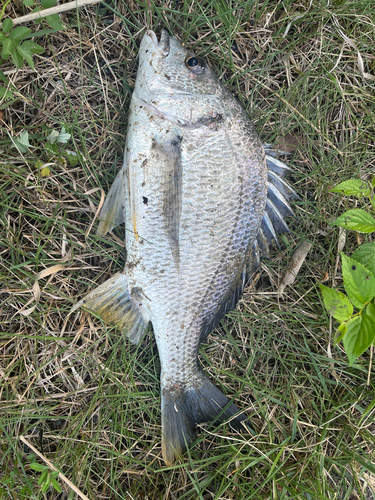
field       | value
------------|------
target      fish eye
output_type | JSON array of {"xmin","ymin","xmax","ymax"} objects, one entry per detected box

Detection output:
[{"xmin": 185, "ymin": 55, "xmax": 205, "ymax": 75}]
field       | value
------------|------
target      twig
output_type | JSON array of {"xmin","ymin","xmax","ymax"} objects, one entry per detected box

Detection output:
[
  {"xmin": 19, "ymin": 436, "xmax": 91, "ymax": 500},
  {"xmin": 0, "ymin": 0, "xmax": 103, "ymax": 28}
]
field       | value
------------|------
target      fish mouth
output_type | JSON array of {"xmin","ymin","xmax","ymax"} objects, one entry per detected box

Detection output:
[{"xmin": 146, "ymin": 29, "xmax": 170, "ymax": 56}]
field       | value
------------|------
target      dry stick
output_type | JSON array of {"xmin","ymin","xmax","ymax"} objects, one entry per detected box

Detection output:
[
  {"xmin": 19, "ymin": 436, "xmax": 91, "ymax": 500},
  {"xmin": 0, "ymin": 0, "xmax": 103, "ymax": 28}
]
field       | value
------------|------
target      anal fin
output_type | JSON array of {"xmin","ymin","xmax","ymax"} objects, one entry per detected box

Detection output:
[{"xmin": 71, "ymin": 273, "xmax": 150, "ymax": 344}]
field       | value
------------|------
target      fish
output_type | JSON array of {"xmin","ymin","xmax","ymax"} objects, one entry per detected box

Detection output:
[{"xmin": 71, "ymin": 29, "xmax": 298, "ymax": 466}]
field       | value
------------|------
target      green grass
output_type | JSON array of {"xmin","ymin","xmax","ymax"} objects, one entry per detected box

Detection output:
[{"xmin": 1, "ymin": 0, "xmax": 375, "ymax": 498}]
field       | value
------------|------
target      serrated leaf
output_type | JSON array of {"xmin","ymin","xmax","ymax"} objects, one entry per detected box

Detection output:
[
  {"xmin": 13, "ymin": 130, "xmax": 31, "ymax": 153},
  {"xmin": 9, "ymin": 26, "xmax": 31, "ymax": 41},
  {"xmin": 29, "ymin": 463, "xmax": 46, "ymax": 472},
  {"xmin": 46, "ymin": 13, "xmax": 66, "ymax": 30},
  {"xmin": 16, "ymin": 43, "xmax": 34, "ymax": 69},
  {"xmin": 330, "ymin": 179, "xmax": 370, "ymax": 197},
  {"xmin": 343, "ymin": 315, "xmax": 375, "ymax": 366},
  {"xmin": 11, "ymin": 49, "xmax": 23, "ymax": 68},
  {"xmin": 333, "ymin": 209, "xmax": 375, "ymax": 233},
  {"xmin": 335, "ymin": 323, "xmax": 347, "ymax": 344},
  {"xmin": 341, "ymin": 253, "xmax": 375, "ymax": 309},
  {"xmin": 352, "ymin": 243, "xmax": 375, "ymax": 275},
  {"xmin": 23, "ymin": 0, "xmax": 34, "ymax": 6},
  {"xmin": 1, "ymin": 38, "xmax": 15, "ymax": 60},
  {"xmin": 41, "ymin": 0, "xmax": 56, "ymax": 7},
  {"xmin": 2, "ymin": 18, "xmax": 13, "ymax": 34},
  {"xmin": 47, "ymin": 129, "xmax": 59, "ymax": 144},
  {"xmin": 57, "ymin": 126, "xmax": 70, "ymax": 144},
  {"xmin": 51, "ymin": 477, "xmax": 62, "ymax": 492},
  {"xmin": 319, "ymin": 284, "xmax": 353, "ymax": 321},
  {"xmin": 0, "ymin": 86, "xmax": 13, "ymax": 99}
]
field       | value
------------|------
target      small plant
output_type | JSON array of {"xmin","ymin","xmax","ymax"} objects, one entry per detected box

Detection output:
[
  {"xmin": 30, "ymin": 462, "xmax": 62, "ymax": 494},
  {"xmin": 320, "ymin": 178, "xmax": 375, "ymax": 366},
  {"xmin": 0, "ymin": 0, "xmax": 65, "ymax": 71}
]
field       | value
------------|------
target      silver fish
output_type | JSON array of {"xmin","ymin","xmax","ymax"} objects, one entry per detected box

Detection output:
[{"xmin": 72, "ymin": 29, "xmax": 298, "ymax": 466}]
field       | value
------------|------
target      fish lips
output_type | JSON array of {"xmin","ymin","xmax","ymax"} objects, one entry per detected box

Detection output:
[{"xmin": 145, "ymin": 29, "xmax": 170, "ymax": 56}]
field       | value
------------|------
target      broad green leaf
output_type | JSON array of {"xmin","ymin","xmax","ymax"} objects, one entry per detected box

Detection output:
[
  {"xmin": 30, "ymin": 463, "xmax": 46, "ymax": 472},
  {"xmin": 319, "ymin": 284, "xmax": 353, "ymax": 322},
  {"xmin": 330, "ymin": 179, "xmax": 370, "ymax": 197},
  {"xmin": 335, "ymin": 323, "xmax": 347, "ymax": 344},
  {"xmin": 13, "ymin": 130, "xmax": 31, "ymax": 153},
  {"xmin": 16, "ymin": 44, "xmax": 34, "ymax": 69},
  {"xmin": 45, "ymin": 142, "xmax": 59, "ymax": 155},
  {"xmin": 46, "ymin": 129, "xmax": 59, "ymax": 144},
  {"xmin": 65, "ymin": 150, "xmax": 86, "ymax": 166},
  {"xmin": 372, "ymin": 177, "xmax": 375, "ymax": 187},
  {"xmin": 9, "ymin": 26, "xmax": 31, "ymax": 41},
  {"xmin": 365, "ymin": 303, "xmax": 375, "ymax": 322},
  {"xmin": 0, "ymin": 86, "xmax": 13, "ymax": 99},
  {"xmin": 22, "ymin": 40, "xmax": 44, "ymax": 55},
  {"xmin": 51, "ymin": 470, "xmax": 59, "ymax": 478},
  {"xmin": 0, "ymin": 32, "xmax": 6, "ymax": 42},
  {"xmin": 57, "ymin": 126, "xmax": 70, "ymax": 144},
  {"xmin": 41, "ymin": 475, "xmax": 51, "ymax": 493},
  {"xmin": 2, "ymin": 18, "xmax": 13, "ymax": 34},
  {"xmin": 38, "ymin": 470, "xmax": 48, "ymax": 485},
  {"xmin": 343, "ymin": 315, "xmax": 375, "ymax": 366},
  {"xmin": 41, "ymin": 0, "xmax": 56, "ymax": 7},
  {"xmin": 341, "ymin": 253, "xmax": 375, "ymax": 309},
  {"xmin": 352, "ymin": 243, "xmax": 375, "ymax": 275},
  {"xmin": 46, "ymin": 14, "xmax": 66, "ymax": 30},
  {"xmin": 11, "ymin": 49, "xmax": 23, "ymax": 68},
  {"xmin": 1, "ymin": 38, "xmax": 15, "ymax": 60},
  {"xmin": 23, "ymin": 0, "xmax": 34, "ymax": 6},
  {"xmin": 333, "ymin": 209, "xmax": 375, "ymax": 233}
]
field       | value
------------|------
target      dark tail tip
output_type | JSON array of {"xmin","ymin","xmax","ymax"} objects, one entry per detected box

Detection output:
[{"xmin": 161, "ymin": 373, "xmax": 247, "ymax": 466}]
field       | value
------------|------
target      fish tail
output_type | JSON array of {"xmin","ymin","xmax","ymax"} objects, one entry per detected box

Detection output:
[{"xmin": 161, "ymin": 372, "xmax": 246, "ymax": 466}]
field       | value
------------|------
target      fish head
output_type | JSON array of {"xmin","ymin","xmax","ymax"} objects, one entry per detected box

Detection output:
[{"xmin": 136, "ymin": 30, "xmax": 221, "ymax": 99}]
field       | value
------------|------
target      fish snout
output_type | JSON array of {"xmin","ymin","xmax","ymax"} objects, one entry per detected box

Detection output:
[{"xmin": 145, "ymin": 29, "xmax": 170, "ymax": 56}]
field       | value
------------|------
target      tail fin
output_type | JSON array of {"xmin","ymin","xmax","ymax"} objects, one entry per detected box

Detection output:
[{"xmin": 161, "ymin": 372, "xmax": 246, "ymax": 466}]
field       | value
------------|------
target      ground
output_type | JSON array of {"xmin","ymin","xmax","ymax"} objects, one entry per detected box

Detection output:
[{"xmin": 1, "ymin": 0, "xmax": 375, "ymax": 499}]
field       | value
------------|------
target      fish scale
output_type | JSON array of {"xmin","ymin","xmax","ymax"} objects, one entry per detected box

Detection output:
[{"xmin": 72, "ymin": 29, "xmax": 299, "ymax": 466}]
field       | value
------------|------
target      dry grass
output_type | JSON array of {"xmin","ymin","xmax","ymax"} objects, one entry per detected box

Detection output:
[{"xmin": 1, "ymin": 0, "xmax": 375, "ymax": 499}]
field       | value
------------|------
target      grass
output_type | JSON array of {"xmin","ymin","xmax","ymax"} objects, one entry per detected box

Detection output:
[{"xmin": 1, "ymin": 0, "xmax": 375, "ymax": 498}]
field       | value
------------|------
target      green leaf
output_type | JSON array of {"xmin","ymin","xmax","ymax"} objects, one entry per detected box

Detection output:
[
  {"xmin": 45, "ymin": 142, "xmax": 59, "ymax": 155},
  {"xmin": 65, "ymin": 150, "xmax": 86, "ymax": 166},
  {"xmin": 51, "ymin": 470, "xmax": 59, "ymax": 478},
  {"xmin": 16, "ymin": 43, "xmax": 34, "ymax": 69},
  {"xmin": 372, "ymin": 177, "xmax": 375, "ymax": 188},
  {"xmin": 57, "ymin": 126, "xmax": 70, "ymax": 144},
  {"xmin": 41, "ymin": 475, "xmax": 51, "ymax": 493},
  {"xmin": 46, "ymin": 129, "xmax": 59, "ymax": 144},
  {"xmin": 41, "ymin": 0, "xmax": 56, "ymax": 7},
  {"xmin": 23, "ymin": 0, "xmax": 34, "ymax": 6},
  {"xmin": 319, "ymin": 284, "xmax": 353, "ymax": 322},
  {"xmin": 38, "ymin": 469, "xmax": 48, "ymax": 485},
  {"xmin": 22, "ymin": 40, "xmax": 44, "ymax": 55},
  {"xmin": 11, "ymin": 49, "xmax": 23, "ymax": 68},
  {"xmin": 9, "ymin": 26, "xmax": 31, "ymax": 41},
  {"xmin": 0, "ymin": 31, "xmax": 6, "ymax": 42},
  {"xmin": 46, "ymin": 14, "xmax": 66, "ymax": 30},
  {"xmin": 29, "ymin": 463, "xmax": 47, "ymax": 472},
  {"xmin": 333, "ymin": 209, "xmax": 375, "ymax": 233},
  {"xmin": 13, "ymin": 130, "xmax": 31, "ymax": 153},
  {"xmin": 365, "ymin": 303, "xmax": 375, "ymax": 322},
  {"xmin": 1, "ymin": 38, "xmax": 15, "ymax": 60},
  {"xmin": 343, "ymin": 315, "xmax": 375, "ymax": 366},
  {"xmin": 2, "ymin": 18, "xmax": 13, "ymax": 34},
  {"xmin": 51, "ymin": 477, "xmax": 62, "ymax": 492},
  {"xmin": 335, "ymin": 323, "xmax": 347, "ymax": 344},
  {"xmin": 341, "ymin": 253, "xmax": 375, "ymax": 309},
  {"xmin": 330, "ymin": 179, "xmax": 370, "ymax": 197},
  {"xmin": 0, "ymin": 86, "xmax": 13, "ymax": 99},
  {"xmin": 352, "ymin": 243, "xmax": 375, "ymax": 275}
]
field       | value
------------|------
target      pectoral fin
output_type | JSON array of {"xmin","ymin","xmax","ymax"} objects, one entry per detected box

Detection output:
[{"xmin": 97, "ymin": 169, "xmax": 127, "ymax": 236}]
